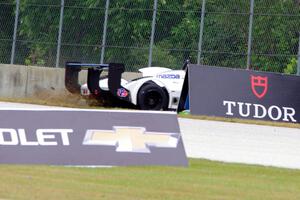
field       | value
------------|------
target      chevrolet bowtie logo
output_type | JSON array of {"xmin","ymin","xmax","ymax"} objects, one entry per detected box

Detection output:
[{"xmin": 82, "ymin": 126, "xmax": 179, "ymax": 153}]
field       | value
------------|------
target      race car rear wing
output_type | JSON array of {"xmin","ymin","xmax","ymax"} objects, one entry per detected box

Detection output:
[{"xmin": 65, "ymin": 62, "xmax": 131, "ymax": 102}]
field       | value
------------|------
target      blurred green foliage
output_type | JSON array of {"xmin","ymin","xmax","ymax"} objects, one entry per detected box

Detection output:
[{"xmin": 0, "ymin": 0, "xmax": 300, "ymax": 73}]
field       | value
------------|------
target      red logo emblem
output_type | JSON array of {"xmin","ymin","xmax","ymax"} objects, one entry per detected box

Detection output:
[{"xmin": 251, "ymin": 75, "xmax": 268, "ymax": 99}]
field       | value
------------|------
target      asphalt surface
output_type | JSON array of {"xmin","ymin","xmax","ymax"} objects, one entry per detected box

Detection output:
[
  {"xmin": 1, "ymin": 101, "xmax": 299, "ymax": 169},
  {"xmin": 179, "ymin": 118, "xmax": 300, "ymax": 169}
]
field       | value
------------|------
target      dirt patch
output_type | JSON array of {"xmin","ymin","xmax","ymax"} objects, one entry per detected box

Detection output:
[{"xmin": 0, "ymin": 91, "xmax": 102, "ymax": 109}]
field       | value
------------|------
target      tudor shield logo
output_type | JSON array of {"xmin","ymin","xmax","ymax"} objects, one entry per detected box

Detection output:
[
  {"xmin": 251, "ymin": 75, "xmax": 268, "ymax": 99},
  {"xmin": 82, "ymin": 126, "xmax": 179, "ymax": 153}
]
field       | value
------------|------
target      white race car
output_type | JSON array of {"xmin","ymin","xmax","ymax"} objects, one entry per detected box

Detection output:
[{"xmin": 65, "ymin": 62, "xmax": 187, "ymax": 110}]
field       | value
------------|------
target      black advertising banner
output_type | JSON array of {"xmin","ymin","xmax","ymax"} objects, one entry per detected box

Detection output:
[
  {"xmin": 0, "ymin": 109, "xmax": 188, "ymax": 166},
  {"xmin": 187, "ymin": 65, "xmax": 300, "ymax": 123}
]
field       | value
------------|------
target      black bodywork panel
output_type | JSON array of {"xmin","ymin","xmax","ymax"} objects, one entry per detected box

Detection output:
[{"xmin": 65, "ymin": 62, "xmax": 133, "ymax": 107}]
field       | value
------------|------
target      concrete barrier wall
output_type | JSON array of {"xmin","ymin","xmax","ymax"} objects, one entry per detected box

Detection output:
[
  {"xmin": 0, "ymin": 64, "xmax": 85, "ymax": 98},
  {"xmin": 0, "ymin": 64, "xmax": 140, "ymax": 98}
]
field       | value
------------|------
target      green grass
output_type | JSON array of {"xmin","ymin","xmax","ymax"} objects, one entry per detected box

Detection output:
[
  {"xmin": 1, "ymin": 94, "xmax": 299, "ymax": 129},
  {"xmin": 0, "ymin": 159, "xmax": 300, "ymax": 200},
  {"xmin": 178, "ymin": 113, "xmax": 300, "ymax": 129}
]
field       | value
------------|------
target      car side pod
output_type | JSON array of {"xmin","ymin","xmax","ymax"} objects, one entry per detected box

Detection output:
[{"xmin": 177, "ymin": 62, "xmax": 190, "ymax": 113}]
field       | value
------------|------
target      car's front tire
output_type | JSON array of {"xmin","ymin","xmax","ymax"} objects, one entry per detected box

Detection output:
[{"xmin": 137, "ymin": 82, "xmax": 168, "ymax": 110}]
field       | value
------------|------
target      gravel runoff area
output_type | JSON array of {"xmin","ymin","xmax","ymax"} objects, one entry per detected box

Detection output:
[{"xmin": 0, "ymin": 101, "xmax": 299, "ymax": 169}]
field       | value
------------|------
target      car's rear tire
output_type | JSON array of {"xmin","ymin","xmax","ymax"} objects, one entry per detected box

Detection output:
[{"xmin": 137, "ymin": 82, "xmax": 168, "ymax": 110}]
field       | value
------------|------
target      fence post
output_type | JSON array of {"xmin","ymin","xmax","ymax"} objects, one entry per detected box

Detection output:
[
  {"xmin": 297, "ymin": 34, "xmax": 300, "ymax": 75},
  {"xmin": 100, "ymin": 0, "xmax": 110, "ymax": 64},
  {"xmin": 246, "ymin": 0, "xmax": 255, "ymax": 70},
  {"xmin": 10, "ymin": 0, "xmax": 20, "ymax": 64},
  {"xmin": 55, "ymin": 0, "xmax": 65, "ymax": 68},
  {"xmin": 148, "ymin": 0, "xmax": 158, "ymax": 67},
  {"xmin": 197, "ymin": 0, "xmax": 206, "ymax": 65}
]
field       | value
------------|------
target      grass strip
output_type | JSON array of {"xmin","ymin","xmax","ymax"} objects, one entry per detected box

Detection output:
[
  {"xmin": 0, "ymin": 94, "xmax": 299, "ymax": 129},
  {"xmin": 0, "ymin": 159, "xmax": 299, "ymax": 200}
]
